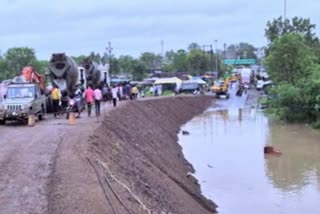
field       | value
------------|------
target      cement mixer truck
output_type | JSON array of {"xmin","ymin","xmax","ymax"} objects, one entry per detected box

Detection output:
[
  {"xmin": 48, "ymin": 53, "xmax": 79, "ymax": 96},
  {"xmin": 81, "ymin": 58, "xmax": 103, "ymax": 89}
]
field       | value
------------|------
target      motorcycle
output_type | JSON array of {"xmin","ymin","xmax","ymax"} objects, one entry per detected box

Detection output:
[{"xmin": 66, "ymin": 95, "xmax": 82, "ymax": 119}]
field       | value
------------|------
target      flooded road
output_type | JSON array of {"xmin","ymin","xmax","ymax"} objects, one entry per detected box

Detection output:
[{"xmin": 179, "ymin": 89, "xmax": 320, "ymax": 214}]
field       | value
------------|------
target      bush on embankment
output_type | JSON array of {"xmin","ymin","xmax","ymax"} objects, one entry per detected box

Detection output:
[
  {"xmin": 265, "ymin": 31, "xmax": 320, "ymax": 126},
  {"xmin": 88, "ymin": 96, "xmax": 217, "ymax": 214}
]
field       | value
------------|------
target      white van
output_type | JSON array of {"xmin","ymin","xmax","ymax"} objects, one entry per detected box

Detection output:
[
  {"xmin": 256, "ymin": 80, "xmax": 264, "ymax": 90},
  {"xmin": 256, "ymin": 74, "xmax": 272, "ymax": 90}
]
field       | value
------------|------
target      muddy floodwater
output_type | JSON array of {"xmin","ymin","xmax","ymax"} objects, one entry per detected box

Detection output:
[{"xmin": 179, "ymin": 104, "xmax": 320, "ymax": 214}]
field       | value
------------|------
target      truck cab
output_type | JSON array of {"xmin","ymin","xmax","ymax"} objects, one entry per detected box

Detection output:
[{"xmin": 0, "ymin": 76, "xmax": 46, "ymax": 125}]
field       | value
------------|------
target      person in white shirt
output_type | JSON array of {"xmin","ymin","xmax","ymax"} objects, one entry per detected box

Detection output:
[
  {"xmin": 94, "ymin": 86, "xmax": 102, "ymax": 116},
  {"xmin": 111, "ymin": 85, "xmax": 118, "ymax": 107}
]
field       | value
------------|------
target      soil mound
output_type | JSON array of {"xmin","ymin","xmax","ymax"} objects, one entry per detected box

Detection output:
[{"xmin": 88, "ymin": 96, "xmax": 217, "ymax": 214}]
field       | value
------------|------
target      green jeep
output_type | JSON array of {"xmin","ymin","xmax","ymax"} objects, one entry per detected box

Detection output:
[{"xmin": 0, "ymin": 78, "xmax": 46, "ymax": 125}]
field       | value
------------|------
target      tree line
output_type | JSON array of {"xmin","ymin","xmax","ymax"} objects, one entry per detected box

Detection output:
[
  {"xmin": 264, "ymin": 16, "xmax": 320, "ymax": 127},
  {"xmin": 0, "ymin": 42, "xmax": 259, "ymax": 81}
]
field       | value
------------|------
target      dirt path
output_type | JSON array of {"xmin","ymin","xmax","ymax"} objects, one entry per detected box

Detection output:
[
  {"xmin": 0, "ymin": 116, "xmax": 68, "ymax": 214},
  {"xmin": 0, "ymin": 103, "xmax": 117, "ymax": 214}
]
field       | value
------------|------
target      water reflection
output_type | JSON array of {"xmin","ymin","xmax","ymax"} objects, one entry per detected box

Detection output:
[
  {"xmin": 265, "ymin": 123, "xmax": 320, "ymax": 192},
  {"xmin": 179, "ymin": 107, "xmax": 320, "ymax": 214}
]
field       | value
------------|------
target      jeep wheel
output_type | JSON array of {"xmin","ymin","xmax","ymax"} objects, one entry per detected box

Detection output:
[
  {"xmin": 0, "ymin": 119, "xmax": 6, "ymax": 125},
  {"xmin": 38, "ymin": 107, "xmax": 45, "ymax": 121}
]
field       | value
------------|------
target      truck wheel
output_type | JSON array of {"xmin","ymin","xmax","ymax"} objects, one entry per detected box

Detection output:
[{"xmin": 0, "ymin": 119, "xmax": 6, "ymax": 125}]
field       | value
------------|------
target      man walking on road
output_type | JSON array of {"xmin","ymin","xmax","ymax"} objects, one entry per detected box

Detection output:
[
  {"xmin": 84, "ymin": 85, "xmax": 94, "ymax": 117},
  {"xmin": 51, "ymin": 85, "xmax": 61, "ymax": 119},
  {"xmin": 111, "ymin": 85, "xmax": 118, "ymax": 107},
  {"xmin": 94, "ymin": 86, "xmax": 102, "ymax": 116}
]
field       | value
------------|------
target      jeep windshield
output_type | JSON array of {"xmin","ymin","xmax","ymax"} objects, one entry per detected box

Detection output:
[{"xmin": 6, "ymin": 86, "xmax": 35, "ymax": 99}]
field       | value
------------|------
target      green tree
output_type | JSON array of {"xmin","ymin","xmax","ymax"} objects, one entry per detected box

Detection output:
[
  {"xmin": 265, "ymin": 17, "xmax": 320, "ymax": 62},
  {"xmin": 265, "ymin": 33, "xmax": 316, "ymax": 85},
  {"xmin": 31, "ymin": 60, "xmax": 49, "ymax": 75},
  {"xmin": 109, "ymin": 58, "xmax": 120, "ymax": 75},
  {"xmin": 188, "ymin": 43, "xmax": 202, "ymax": 51},
  {"xmin": 162, "ymin": 50, "xmax": 176, "ymax": 72},
  {"xmin": 72, "ymin": 55, "xmax": 87, "ymax": 65},
  {"xmin": 267, "ymin": 65, "xmax": 320, "ymax": 123},
  {"xmin": 131, "ymin": 60, "xmax": 147, "ymax": 81},
  {"xmin": 89, "ymin": 51, "xmax": 102, "ymax": 64},
  {"xmin": 164, "ymin": 50, "xmax": 175, "ymax": 62},
  {"xmin": 187, "ymin": 49, "xmax": 209, "ymax": 75},
  {"xmin": 118, "ymin": 55, "xmax": 135, "ymax": 73},
  {"xmin": 172, "ymin": 49, "xmax": 188, "ymax": 72},
  {"xmin": 139, "ymin": 52, "xmax": 162, "ymax": 72},
  {"xmin": 226, "ymin": 43, "xmax": 258, "ymax": 59},
  {"xmin": 5, "ymin": 47, "xmax": 37, "ymax": 75},
  {"xmin": 265, "ymin": 17, "xmax": 319, "ymax": 45},
  {"xmin": 237, "ymin": 43, "xmax": 258, "ymax": 59},
  {"xmin": 0, "ymin": 59, "xmax": 9, "ymax": 80},
  {"xmin": 100, "ymin": 53, "xmax": 109, "ymax": 65}
]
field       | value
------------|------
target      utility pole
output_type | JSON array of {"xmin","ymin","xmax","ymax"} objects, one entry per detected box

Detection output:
[
  {"xmin": 161, "ymin": 40, "xmax": 164, "ymax": 57},
  {"xmin": 106, "ymin": 41, "xmax": 113, "ymax": 77},
  {"xmin": 210, "ymin": 45, "xmax": 213, "ymax": 74},
  {"xmin": 223, "ymin": 43, "xmax": 227, "ymax": 60},
  {"xmin": 161, "ymin": 40, "xmax": 164, "ymax": 70},
  {"xmin": 284, "ymin": 0, "xmax": 287, "ymax": 20},
  {"xmin": 203, "ymin": 44, "xmax": 213, "ymax": 75},
  {"xmin": 214, "ymin": 40, "xmax": 218, "ymax": 77}
]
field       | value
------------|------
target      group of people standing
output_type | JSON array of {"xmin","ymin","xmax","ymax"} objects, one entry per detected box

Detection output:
[{"xmin": 50, "ymin": 82, "xmax": 140, "ymax": 119}]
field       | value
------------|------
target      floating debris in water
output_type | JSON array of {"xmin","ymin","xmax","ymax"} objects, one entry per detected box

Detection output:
[
  {"xmin": 182, "ymin": 130, "xmax": 190, "ymax": 135},
  {"xmin": 264, "ymin": 145, "xmax": 282, "ymax": 156}
]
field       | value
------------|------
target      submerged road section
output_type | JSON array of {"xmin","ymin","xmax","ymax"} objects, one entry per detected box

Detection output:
[{"xmin": 179, "ymin": 87, "xmax": 320, "ymax": 214}]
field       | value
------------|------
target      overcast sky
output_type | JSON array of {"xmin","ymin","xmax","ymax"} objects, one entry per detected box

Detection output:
[{"xmin": 0, "ymin": 0, "xmax": 319, "ymax": 59}]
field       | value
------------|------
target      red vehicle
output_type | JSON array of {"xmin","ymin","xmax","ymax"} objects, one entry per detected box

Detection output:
[{"xmin": 21, "ymin": 66, "xmax": 46, "ymax": 93}]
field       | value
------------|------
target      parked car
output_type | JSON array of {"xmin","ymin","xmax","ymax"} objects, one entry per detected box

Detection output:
[{"xmin": 179, "ymin": 83, "xmax": 200, "ymax": 94}]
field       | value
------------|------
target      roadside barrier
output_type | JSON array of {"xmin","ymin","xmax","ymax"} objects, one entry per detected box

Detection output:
[
  {"xmin": 28, "ymin": 114, "xmax": 35, "ymax": 127},
  {"xmin": 69, "ymin": 112, "xmax": 75, "ymax": 125}
]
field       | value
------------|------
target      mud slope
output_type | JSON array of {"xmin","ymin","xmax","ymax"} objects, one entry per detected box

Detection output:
[{"xmin": 89, "ymin": 96, "xmax": 217, "ymax": 214}]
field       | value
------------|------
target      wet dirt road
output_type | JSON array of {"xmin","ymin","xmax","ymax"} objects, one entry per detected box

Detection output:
[
  {"xmin": 0, "ymin": 117, "xmax": 69, "ymax": 214},
  {"xmin": 179, "ymin": 88, "xmax": 320, "ymax": 213},
  {"xmin": 0, "ymin": 109, "xmax": 109, "ymax": 214}
]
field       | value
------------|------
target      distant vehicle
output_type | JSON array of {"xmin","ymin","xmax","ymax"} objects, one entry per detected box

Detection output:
[
  {"xmin": 239, "ymin": 68, "xmax": 251, "ymax": 85},
  {"xmin": 81, "ymin": 58, "xmax": 103, "ymax": 89},
  {"xmin": 256, "ymin": 73, "xmax": 272, "ymax": 90},
  {"xmin": 256, "ymin": 80, "xmax": 264, "ymax": 90},
  {"xmin": 211, "ymin": 76, "xmax": 233, "ymax": 99},
  {"xmin": 179, "ymin": 83, "xmax": 199, "ymax": 94}
]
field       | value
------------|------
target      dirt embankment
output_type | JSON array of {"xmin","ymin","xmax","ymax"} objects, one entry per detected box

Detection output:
[{"xmin": 49, "ymin": 96, "xmax": 217, "ymax": 214}]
